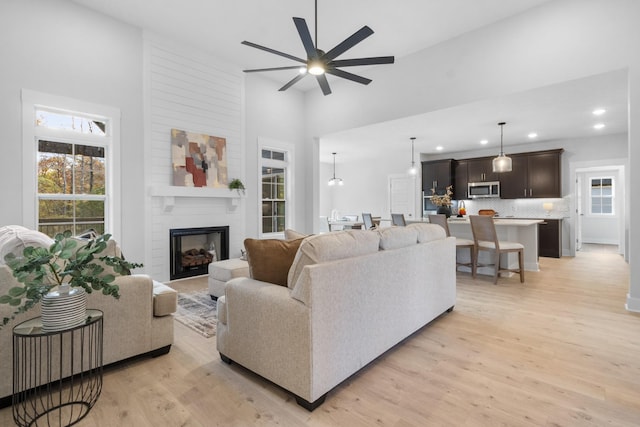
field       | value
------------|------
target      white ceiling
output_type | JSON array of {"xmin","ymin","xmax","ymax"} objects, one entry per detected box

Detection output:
[
  {"xmin": 322, "ymin": 69, "xmax": 629, "ymax": 161},
  {"xmin": 71, "ymin": 0, "xmax": 628, "ymax": 161}
]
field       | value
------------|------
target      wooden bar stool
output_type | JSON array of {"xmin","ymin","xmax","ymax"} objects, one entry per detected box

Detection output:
[
  {"xmin": 428, "ymin": 214, "xmax": 475, "ymax": 272},
  {"xmin": 469, "ymin": 215, "xmax": 524, "ymax": 284}
]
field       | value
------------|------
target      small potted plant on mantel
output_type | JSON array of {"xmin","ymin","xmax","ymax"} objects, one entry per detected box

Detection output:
[
  {"xmin": 228, "ymin": 178, "xmax": 246, "ymax": 195},
  {"xmin": 0, "ymin": 231, "xmax": 142, "ymax": 330}
]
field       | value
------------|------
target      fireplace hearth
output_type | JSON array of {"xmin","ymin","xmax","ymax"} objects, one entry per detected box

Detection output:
[{"xmin": 170, "ymin": 226, "xmax": 229, "ymax": 280}]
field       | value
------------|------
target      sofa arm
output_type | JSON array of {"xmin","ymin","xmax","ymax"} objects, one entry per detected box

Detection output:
[
  {"xmin": 152, "ymin": 280, "xmax": 177, "ymax": 316},
  {"xmin": 217, "ymin": 277, "xmax": 312, "ymax": 399}
]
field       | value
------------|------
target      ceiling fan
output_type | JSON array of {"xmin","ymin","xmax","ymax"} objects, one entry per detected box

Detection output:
[{"xmin": 241, "ymin": 0, "xmax": 395, "ymax": 96}]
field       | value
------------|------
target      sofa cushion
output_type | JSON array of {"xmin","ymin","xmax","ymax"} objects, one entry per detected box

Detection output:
[
  {"xmin": 284, "ymin": 229, "xmax": 310, "ymax": 240},
  {"xmin": 377, "ymin": 226, "xmax": 419, "ymax": 250},
  {"xmin": 0, "ymin": 225, "xmax": 54, "ymax": 266},
  {"xmin": 244, "ymin": 238, "xmax": 305, "ymax": 286},
  {"xmin": 287, "ymin": 230, "xmax": 380, "ymax": 288},
  {"xmin": 407, "ymin": 223, "xmax": 447, "ymax": 243}
]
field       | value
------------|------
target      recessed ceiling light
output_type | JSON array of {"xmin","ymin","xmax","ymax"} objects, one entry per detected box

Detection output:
[
  {"xmin": 480, "ymin": 139, "xmax": 488, "ymax": 145},
  {"xmin": 593, "ymin": 108, "xmax": 606, "ymax": 116},
  {"xmin": 593, "ymin": 123, "xmax": 605, "ymax": 130},
  {"xmin": 528, "ymin": 132, "xmax": 538, "ymax": 139},
  {"xmin": 436, "ymin": 146, "xmax": 443, "ymax": 151}
]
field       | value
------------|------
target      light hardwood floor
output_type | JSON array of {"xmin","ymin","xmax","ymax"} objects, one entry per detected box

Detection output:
[{"xmin": 2, "ymin": 251, "xmax": 639, "ymax": 426}]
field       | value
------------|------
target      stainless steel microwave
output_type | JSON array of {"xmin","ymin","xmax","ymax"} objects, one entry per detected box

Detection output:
[{"xmin": 468, "ymin": 181, "xmax": 500, "ymax": 199}]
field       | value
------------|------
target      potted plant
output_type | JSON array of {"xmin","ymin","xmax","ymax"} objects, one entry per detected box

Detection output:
[
  {"xmin": 431, "ymin": 185, "xmax": 454, "ymax": 218},
  {"xmin": 1, "ymin": 231, "xmax": 142, "ymax": 328},
  {"xmin": 228, "ymin": 178, "xmax": 246, "ymax": 195}
]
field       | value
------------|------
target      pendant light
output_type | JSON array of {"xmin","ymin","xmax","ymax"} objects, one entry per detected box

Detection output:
[
  {"xmin": 492, "ymin": 121, "xmax": 512, "ymax": 173},
  {"xmin": 328, "ymin": 152, "xmax": 344, "ymax": 186},
  {"xmin": 407, "ymin": 137, "xmax": 417, "ymax": 175}
]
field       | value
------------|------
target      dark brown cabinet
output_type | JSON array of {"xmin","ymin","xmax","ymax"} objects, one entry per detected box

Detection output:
[
  {"xmin": 453, "ymin": 160, "xmax": 468, "ymax": 200},
  {"xmin": 500, "ymin": 149, "xmax": 563, "ymax": 199},
  {"xmin": 467, "ymin": 157, "xmax": 499, "ymax": 183},
  {"xmin": 538, "ymin": 219, "xmax": 562, "ymax": 258},
  {"xmin": 421, "ymin": 159, "xmax": 454, "ymax": 195}
]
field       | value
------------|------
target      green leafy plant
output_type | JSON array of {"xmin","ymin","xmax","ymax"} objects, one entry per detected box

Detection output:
[
  {"xmin": 228, "ymin": 178, "xmax": 246, "ymax": 195},
  {"xmin": 1, "ymin": 231, "xmax": 142, "ymax": 327}
]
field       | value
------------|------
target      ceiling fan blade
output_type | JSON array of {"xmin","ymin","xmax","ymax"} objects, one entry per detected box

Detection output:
[
  {"xmin": 330, "ymin": 56, "xmax": 395, "ymax": 67},
  {"xmin": 316, "ymin": 74, "xmax": 332, "ymax": 96},
  {"xmin": 241, "ymin": 40, "xmax": 306, "ymax": 64},
  {"xmin": 323, "ymin": 26, "xmax": 374, "ymax": 61},
  {"xmin": 326, "ymin": 68, "xmax": 372, "ymax": 85},
  {"xmin": 243, "ymin": 66, "xmax": 305, "ymax": 73},
  {"xmin": 293, "ymin": 17, "xmax": 317, "ymax": 59},
  {"xmin": 279, "ymin": 73, "xmax": 307, "ymax": 92}
]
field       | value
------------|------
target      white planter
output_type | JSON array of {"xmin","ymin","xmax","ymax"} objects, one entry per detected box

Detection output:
[{"xmin": 41, "ymin": 284, "xmax": 87, "ymax": 332}]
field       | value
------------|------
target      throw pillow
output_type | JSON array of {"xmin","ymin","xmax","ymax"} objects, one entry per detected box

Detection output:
[
  {"xmin": 243, "ymin": 238, "xmax": 305, "ymax": 287},
  {"xmin": 0, "ymin": 225, "xmax": 54, "ymax": 266}
]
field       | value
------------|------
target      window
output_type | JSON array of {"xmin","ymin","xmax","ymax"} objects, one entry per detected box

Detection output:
[
  {"xmin": 37, "ymin": 138, "xmax": 106, "ymax": 236},
  {"xmin": 22, "ymin": 90, "xmax": 121, "ymax": 238},
  {"xmin": 259, "ymin": 143, "xmax": 293, "ymax": 236},
  {"xmin": 590, "ymin": 177, "xmax": 614, "ymax": 215}
]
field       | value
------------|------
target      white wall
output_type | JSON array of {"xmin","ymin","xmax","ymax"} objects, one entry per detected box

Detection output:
[
  {"xmin": 0, "ymin": 0, "xmax": 145, "ymax": 264},
  {"xmin": 143, "ymin": 34, "xmax": 246, "ymax": 281},
  {"xmin": 319, "ymin": 154, "xmax": 412, "ymax": 222},
  {"xmin": 244, "ymin": 74, "xmax": 306, "ymax": 237}
]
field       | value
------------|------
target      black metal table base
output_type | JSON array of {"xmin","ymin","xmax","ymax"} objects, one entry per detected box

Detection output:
[{"xmin": 12, "ymin": 310, "xmax": 103, "ymax": 427}]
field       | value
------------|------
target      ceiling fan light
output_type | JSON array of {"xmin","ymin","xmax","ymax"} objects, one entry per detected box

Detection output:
[
  {"xmin": 308, "ymin": 62, "xmax": 325, "ymax": 75},
  {"xmin": 298, "ymin": 67, "xmax": 307, "ymax": 75}
]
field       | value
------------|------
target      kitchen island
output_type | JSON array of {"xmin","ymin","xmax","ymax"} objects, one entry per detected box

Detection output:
[{"xmin": 412, "ymin": 217, "xmax": 543, "ymax": 277}]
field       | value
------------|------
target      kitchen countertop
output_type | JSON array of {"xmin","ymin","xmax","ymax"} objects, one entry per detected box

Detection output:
[{"xmin": 446, "ymin": 218, "xmax": 543, "ymax": 226}]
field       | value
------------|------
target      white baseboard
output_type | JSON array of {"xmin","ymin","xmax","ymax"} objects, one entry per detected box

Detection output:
[{"xmin": 626, "ymin": 293, "xmax": 640, "ymax": 312}]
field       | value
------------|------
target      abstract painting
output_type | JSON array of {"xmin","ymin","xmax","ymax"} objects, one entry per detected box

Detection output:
[{"xmin": 171, "ymin": 128, "xmax": 228, "ymax": 188}]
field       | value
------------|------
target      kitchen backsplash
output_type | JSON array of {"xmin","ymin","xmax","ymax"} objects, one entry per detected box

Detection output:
[{"xmin": 450, "ymin": 197, "xmax": 570, "ymax": 219}]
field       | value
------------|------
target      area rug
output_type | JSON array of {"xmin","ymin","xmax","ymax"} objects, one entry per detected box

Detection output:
[{"xmin": 175, "ymin": 290, "xmax": 217, "ymax": 338}]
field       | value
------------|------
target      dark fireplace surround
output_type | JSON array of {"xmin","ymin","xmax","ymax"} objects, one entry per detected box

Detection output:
[{"xmin": 170, "ymin": 226, "xmax": 229, "ymax": 280}]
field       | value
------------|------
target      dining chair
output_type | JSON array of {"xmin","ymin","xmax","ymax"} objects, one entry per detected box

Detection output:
[
  {"xmin": 362, "ymin": 213, "xmax": 375, "ymax": 230},
  {"xmin": 391, "ymin": 213, "xmax": 406, "ymax": 226},
  {"xmin": 469, "ymin": 215, "xmax": 524, "ymax": 284},
  {"xmin": 428, "ymin": 214, "xmax": 474, "ymax": 272}
]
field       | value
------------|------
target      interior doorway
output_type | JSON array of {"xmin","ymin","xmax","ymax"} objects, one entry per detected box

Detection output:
[
  {"xmin": 388, "ymin": 174, "xmax": 417, "ymax": 221},
  {"xmin": 571, "ymin": 162, "xmax": 625, "ymax": 258}
]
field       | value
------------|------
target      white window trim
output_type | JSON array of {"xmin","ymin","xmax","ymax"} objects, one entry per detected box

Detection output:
[
  {"xmin": 21, "ymin": 89, "xmax": 122, "ymax": 239},
  {"xmin": 257, "ymin": 137, "xmax": 295, "ymax": 238},
  {"xmin": 588, "ymin": 175, "xmax": 615, "ymax": 216}
]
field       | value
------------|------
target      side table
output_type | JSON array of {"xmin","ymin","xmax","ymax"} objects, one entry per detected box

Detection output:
[{"xmin": 12, "ymin": 309, "xmax": 104, "ymax": 427}]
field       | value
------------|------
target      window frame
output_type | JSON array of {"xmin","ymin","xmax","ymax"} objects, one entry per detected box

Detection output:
[
  {"xmin": 258, "ymin": 138, "xmax": 294, "ymax": 238},
  {"xmin": 588, "ymin": 176, "xmax": 615, "ymax": 216},
  {"xmin": 22, "ymin": 90, "xmax": 121, "ymax": 238}
]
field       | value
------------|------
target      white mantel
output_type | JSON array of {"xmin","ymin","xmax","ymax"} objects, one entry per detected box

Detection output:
[{"xmin": 149, "ymin": 186, "xmax": 244, "ymax": 213}]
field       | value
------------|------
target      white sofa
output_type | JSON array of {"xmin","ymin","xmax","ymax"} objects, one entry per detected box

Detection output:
[
  {"xmin": 0, "ymin": 226, "xmax": 177, "ymax": 407},
  {"xmin": 216, "ymin": 223, "xmax": 456, "ymax": 410}
]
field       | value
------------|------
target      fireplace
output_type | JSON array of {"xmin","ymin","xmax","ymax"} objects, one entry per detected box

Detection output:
[{"xmin": 169, "ymin": 226, "xmax": 229, "ymax": 280}]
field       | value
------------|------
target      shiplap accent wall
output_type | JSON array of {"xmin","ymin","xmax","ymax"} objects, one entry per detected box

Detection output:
[{"xmin": 144, "ymin": 33, "xmax": 246, "ymax": 282}]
